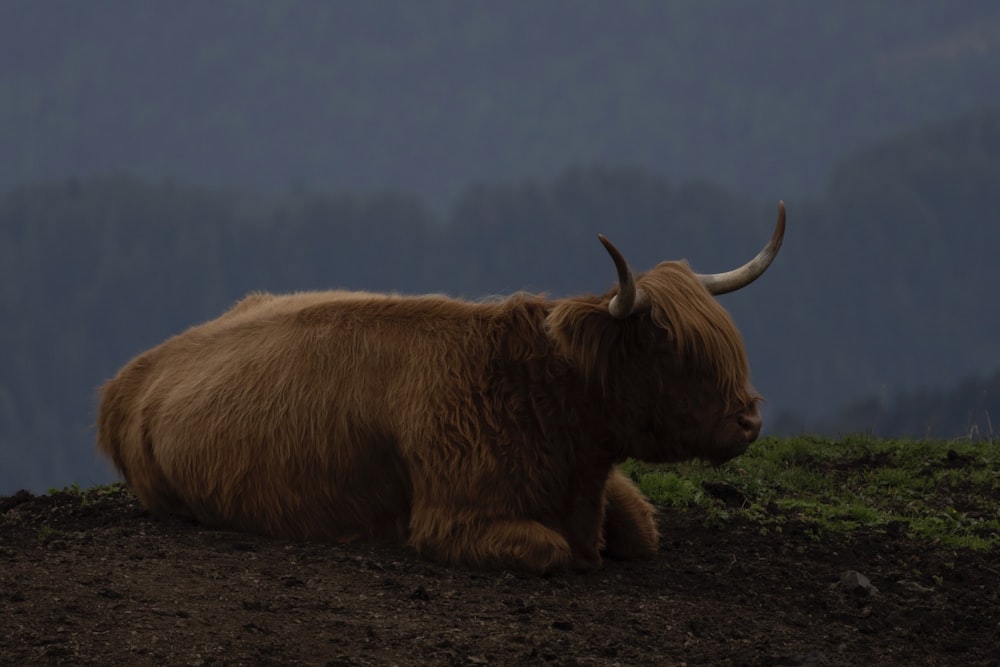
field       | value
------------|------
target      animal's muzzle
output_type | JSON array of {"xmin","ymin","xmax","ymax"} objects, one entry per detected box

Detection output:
[{"xmin": 738, "ymin": 410, "xmax": 762, "ymax": 443}]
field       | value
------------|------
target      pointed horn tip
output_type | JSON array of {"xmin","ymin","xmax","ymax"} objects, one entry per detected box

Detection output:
[
  {"xmin": 773, "ymin": 200, "xmax": 786, "ymax": 241},
  {"xmin": 597, "ymin": 234, "xmax": 628, "ymax": 270}
]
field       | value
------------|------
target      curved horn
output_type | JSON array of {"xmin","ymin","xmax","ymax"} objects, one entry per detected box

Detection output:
[
  {"xmin": 696, "ymin": 201, "xmax": 786, "ymax": 295},
  {"xmin": 598, "ymin": 234, "xmax": 650, "ymax": 318}
]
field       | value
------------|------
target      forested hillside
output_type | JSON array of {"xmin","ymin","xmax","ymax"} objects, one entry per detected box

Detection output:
[
  {"xmin": 2, "ymin": 109, "xmax": 999, "ymax": 493},
  {"xmin": 2, "ymin": 1, "xmax": 999, "ymax": 204}
]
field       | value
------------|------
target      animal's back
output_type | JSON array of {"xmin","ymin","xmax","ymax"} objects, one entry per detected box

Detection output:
[{"xmin": 97, "ymin": 290, "xmax": 494, "ymax": 541}]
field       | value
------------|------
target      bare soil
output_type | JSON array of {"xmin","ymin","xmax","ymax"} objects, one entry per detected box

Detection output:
[{"xmin": 1, "ymin": 484, "xmax": 998, "ymax": 666}]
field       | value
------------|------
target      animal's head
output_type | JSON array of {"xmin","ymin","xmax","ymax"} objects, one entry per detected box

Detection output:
[{"xmin": 546, "ymin": 202, "xmax": 785, "ymax": 466}]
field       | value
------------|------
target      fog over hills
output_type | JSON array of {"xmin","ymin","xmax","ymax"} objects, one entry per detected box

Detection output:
[{"xmin": 3, "ymin": 1, "xmax": 999, "ymax": 204}]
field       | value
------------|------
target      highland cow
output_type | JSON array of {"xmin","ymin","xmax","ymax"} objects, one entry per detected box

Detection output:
[{"xmin": 97, "ymin": 202, "xmax": 786, "ymax": 573}]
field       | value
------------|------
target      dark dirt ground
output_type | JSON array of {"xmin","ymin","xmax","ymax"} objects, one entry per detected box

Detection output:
[{"xmin": 1, "ymin": 485, "xmax": 998, "ymax": 666}]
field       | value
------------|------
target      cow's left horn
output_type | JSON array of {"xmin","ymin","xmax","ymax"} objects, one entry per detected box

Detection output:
[
  {"xmin": 599, "ymin": 234, "xmax": 650, "ymax": 319},
  {"xmin": 696, "ymin": 201, "xmax": 786, "ymax": 295}
]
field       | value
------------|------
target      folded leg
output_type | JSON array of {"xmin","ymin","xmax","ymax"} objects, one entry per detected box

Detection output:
[
  {"xmin": 601, "ymin": 468, "xmax": 659, "ymax": 560},
  {"xmin": 410, "ymin": 516, "xmax": 574, "ymax": 574}
]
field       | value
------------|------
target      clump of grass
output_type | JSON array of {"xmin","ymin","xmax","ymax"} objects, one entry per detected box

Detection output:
[
  {"xmin": 47, "ymin": 482, "xmax": 126, "ymax": 508},
  {"xmin": 632, "ymin": 471, "xmax": 703, "ymax": 508},
  {"xmin": 621, "ymin": 436, "xmax": 1000, "ymax": 551}
]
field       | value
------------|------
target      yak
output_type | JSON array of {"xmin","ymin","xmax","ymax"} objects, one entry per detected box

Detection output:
[{"xmin": 97, "ymin": 202, "xmax": 786, "ymax": 574}]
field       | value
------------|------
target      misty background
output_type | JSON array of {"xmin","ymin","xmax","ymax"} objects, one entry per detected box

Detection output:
[{"xmin": 2, "ymin": 1, "xmax": 999, "ymax": 494}]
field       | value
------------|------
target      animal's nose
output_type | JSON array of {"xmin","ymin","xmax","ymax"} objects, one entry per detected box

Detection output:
[{"xmin": 738, "ymin": 411, "xmax": 762, "ymax": 442}]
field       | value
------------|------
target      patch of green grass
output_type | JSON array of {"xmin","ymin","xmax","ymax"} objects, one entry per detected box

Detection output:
[
  {"xmin": 48, "ymin": 481, "xmax": 85, "ymax": 496},
  {"xmin": 630, "ymin": 470, "xmax": 703, "ymax": 508},
  {"xmin": 621, "ymin": 436, "xmax": 1000, "ymax": 551},
  {"xmin": 47, "ymin": 482, "xmax": 126, "ymax": 507}
]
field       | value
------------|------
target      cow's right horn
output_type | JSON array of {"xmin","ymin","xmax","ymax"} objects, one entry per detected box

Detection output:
[{"xmin": 599, "ymin": 234, "xmax": 650, "ymax": 319}]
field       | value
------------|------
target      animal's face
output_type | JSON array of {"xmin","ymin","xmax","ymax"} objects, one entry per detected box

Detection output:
[
  {"xmin": 616, "ymin": 310, "xmax": 761, "ymax": 466},
  {"xmin": 652, "ymin": 364, "xmax": 761, "ymax": 466}
]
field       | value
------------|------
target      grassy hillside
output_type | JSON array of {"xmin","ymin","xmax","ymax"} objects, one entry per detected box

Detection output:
[{"xmin": 623, "ymin": 437, "xmax": 1000, "ymax": 551}]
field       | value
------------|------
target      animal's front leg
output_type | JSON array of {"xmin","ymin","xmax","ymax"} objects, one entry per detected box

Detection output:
[{"xmin": 601, "ymin": 468, "xmax": 659, "ymax": 560}]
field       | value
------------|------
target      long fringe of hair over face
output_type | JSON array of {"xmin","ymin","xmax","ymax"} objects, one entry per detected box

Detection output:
[{"xmin": 545, "ymin": 260, "xmax": 759, "ymax": 412}]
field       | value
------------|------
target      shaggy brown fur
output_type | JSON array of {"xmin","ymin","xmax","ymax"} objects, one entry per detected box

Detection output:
[{"xmin": 97, "ymin": 260, "xmax": 762, "ymax": 574}]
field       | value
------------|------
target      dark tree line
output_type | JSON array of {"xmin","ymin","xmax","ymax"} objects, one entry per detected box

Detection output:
[{"xmin": 784, "ymin": 370, "xmax": 1000, "ymax": 441}]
